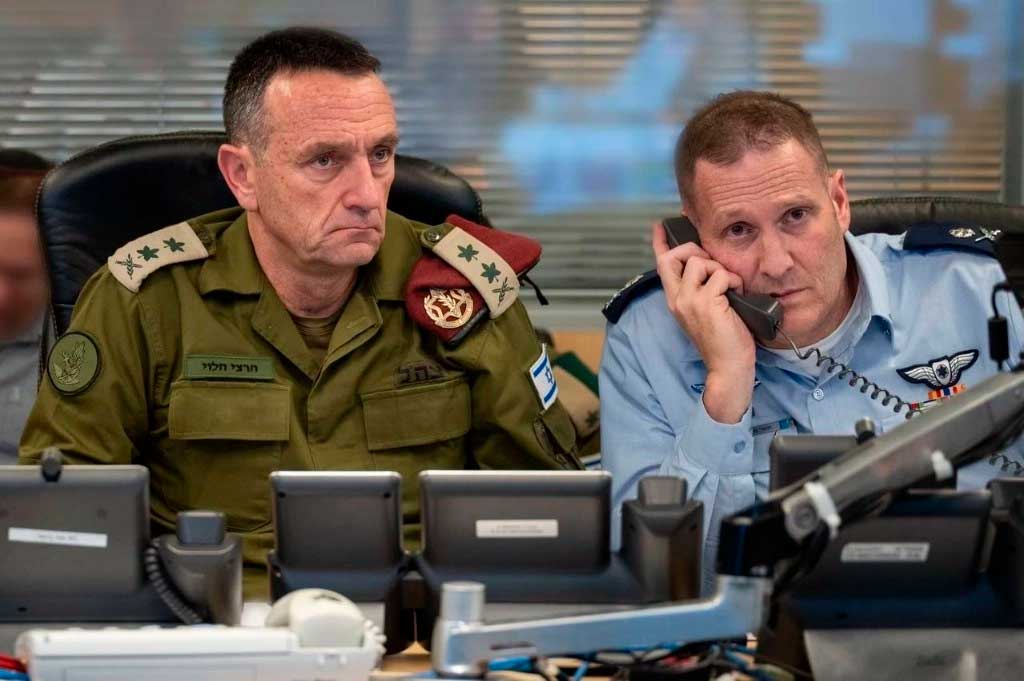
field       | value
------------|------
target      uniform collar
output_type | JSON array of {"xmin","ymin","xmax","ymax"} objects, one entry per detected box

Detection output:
[
  {"xmin": 364, "ymin": 211, "xmax": 424, "ymax": 302},
  {"xmin": 754, "ymin": 232, "xmax": 894, "ymax": 374},
  {"xmin": 198, "ymin": 209, "xmax": 422, "ymax": 302},
  {"xmin": 845, "ymin": 230, "xmax": 893, "ymax": 335},
  {"xmin": 197, "ymin": 209, "xmax": 263, "ymax": 297}
]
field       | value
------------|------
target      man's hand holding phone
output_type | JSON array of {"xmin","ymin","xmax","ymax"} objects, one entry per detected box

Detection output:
[{"xmin": 652, "ymin": 221, "xmax": 755, "ymax": 424}]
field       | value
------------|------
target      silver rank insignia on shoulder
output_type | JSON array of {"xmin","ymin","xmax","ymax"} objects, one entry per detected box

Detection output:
[
  {"xmin": 948, "ymin": 226, "xmax": 1001, "ymax": 242},
  {"xmin": 423, "ymin": 288, "xmax": 474, "ymax": 329}
]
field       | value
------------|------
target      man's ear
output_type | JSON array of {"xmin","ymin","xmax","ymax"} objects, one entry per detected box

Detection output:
[
  {"xmin": 217, "ymin": 143, "xmax": 258, "ymax": 211},
  {"xmin": 829, "ymin": 168, "xmax": 851, "ymax": 234}
]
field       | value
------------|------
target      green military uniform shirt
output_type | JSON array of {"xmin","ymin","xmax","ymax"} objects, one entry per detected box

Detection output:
[{"xmin": 19, "ymin": 207, "xmax": 579, "ymax": 597}]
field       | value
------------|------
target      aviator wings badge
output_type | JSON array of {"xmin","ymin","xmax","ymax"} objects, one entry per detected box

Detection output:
[{"xmin": 897, "ymin": 349, "xmax": 979, "ymax": 389}]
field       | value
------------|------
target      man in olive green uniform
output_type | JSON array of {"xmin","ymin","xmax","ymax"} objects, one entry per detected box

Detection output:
[{"xmin": 19, "ymin": 28, "xmax": 578, "ymax": 598}]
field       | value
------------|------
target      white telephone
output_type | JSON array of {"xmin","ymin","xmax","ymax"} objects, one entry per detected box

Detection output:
[{"xmin": 265, "ymin": 588, "xmax": 368, "ymax": 648}]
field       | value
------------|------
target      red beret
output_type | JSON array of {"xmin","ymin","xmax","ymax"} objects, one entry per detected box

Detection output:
[{"xmin": 404, "ymin": 214, "xmax": 542, "ymax": 345}]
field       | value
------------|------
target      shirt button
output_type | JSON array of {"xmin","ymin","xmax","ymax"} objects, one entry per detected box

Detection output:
[
  {"xmin": 733, "ymin": 441, "xmax": 746, "ymax": 453},
  {"xmin": 812, "ymin": 388, "xmax": 825, "ymax": 401}
]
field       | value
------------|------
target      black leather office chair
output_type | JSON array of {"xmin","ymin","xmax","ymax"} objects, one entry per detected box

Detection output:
[
  {"xmin": 850, "ymin": 195, "xmax": 1024, "ymax": 309},
  {"xmin": 850, "ymin": 195, "xmax": 1024, "ymax": 235},
  {"xmin": 36, "ymin": 131, "xmax": 489, "ymax": 335}
]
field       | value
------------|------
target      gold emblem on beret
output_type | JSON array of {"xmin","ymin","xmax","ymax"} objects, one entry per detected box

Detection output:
[
  {"xmin": 949, "ymin": 227, "xmax": 976, "ymax": 239},
  {"xmin": 423, "ymin": 288, "xmax": 474, "ymax": 329}
]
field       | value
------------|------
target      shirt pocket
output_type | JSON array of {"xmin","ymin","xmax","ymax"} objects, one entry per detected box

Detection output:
[
  {"xmin": 880, "ymin": 411, "xmax": 914, "ymax": 434},
  {"xmin": 752, "ymin": 416, "xmax": 797, "ymax": 475},
  {"xmin": 167, "ymin": 380, "xmax": 290, "ymax": 532},
  {"xmin": 360, "ymin": 376, "xmax": 471, "ymax": 451},
  {"xmin": 361, "ymin": 377, "xmax": 472, "ymax": 521},
  {"xmin": 533, "ymin": 406, "xmax": 580, "ymax": 469}
]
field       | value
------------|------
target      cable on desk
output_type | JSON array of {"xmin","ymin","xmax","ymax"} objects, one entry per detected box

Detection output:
[{"xmin": 723, "ymin": 644, "xmax": 813, "ymax": 680}]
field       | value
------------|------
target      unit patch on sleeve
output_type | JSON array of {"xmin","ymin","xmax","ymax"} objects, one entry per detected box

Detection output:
[{"xmin": 47, "ymin": 332, "xmax": 101, "ymax": 395}]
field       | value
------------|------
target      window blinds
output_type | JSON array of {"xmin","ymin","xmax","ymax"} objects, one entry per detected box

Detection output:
[{"xmin": 0, "ymin": 0, "xmax": 1016, "ymax": 295}]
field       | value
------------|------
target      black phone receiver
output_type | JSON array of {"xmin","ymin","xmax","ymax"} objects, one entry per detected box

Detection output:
[{"xmin": 661, "ymin": 217, "xmax": 783, "ymax": 341}]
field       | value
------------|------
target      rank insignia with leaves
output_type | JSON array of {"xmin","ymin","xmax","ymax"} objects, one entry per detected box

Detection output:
[
  {"xmin": 948, "ymin": 226, "xmax": 1002, "ymax": 243},
  {"xmin": 480, "ymin": 262, "xmax": 500, "ymax": 283},
  {"xmin": 491, "ymin": 277, "xmax": 514, "ymax": 305},
  {"xmin": 114, "ymin": 254, "xmax": 142, "ymax": 280},
  {"xmin": 457, "ymin": 243, "xmax": 480, "ymax": 262},
  {"xmin": 107, "ymin": 220, "xmax": 209, "ymax": 292}
]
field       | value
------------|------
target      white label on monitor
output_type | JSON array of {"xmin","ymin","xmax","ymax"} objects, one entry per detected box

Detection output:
[
  {"xmin": 476, "ymin": 519, "xmax": 558, "ymax": 539},
  {"xmin": 8, "ymin": 527, "xmax": 108, "ymax": 549},
  {"xmin": 840, "ymin": 542, "xmax": 929, "ymax": 563}
]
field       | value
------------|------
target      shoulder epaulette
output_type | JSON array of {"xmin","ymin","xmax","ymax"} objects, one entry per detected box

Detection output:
[
  {"xmin": 901, "ymin": 221, "xmax": 1002, "ymax": 258},
  {"xmin": 107, "ymin": 221, "xmax": 209, "ymax": 292},
  {"xmin": 602, "ymin": 270, "xmax": 661, "ymax": 324},
  {"xmin": 405, "ymin": 214, "xmax": 541, "ymax": 345}
]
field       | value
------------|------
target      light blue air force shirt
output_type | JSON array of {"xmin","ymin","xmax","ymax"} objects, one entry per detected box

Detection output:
[{"xmin": 599, "ymin": 231, "xmax": 1024, "ymax": 587}]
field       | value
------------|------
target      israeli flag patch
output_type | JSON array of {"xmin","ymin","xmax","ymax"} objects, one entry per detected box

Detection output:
[{"xmin": 529, "ymin": 345, "xmax": 559, "ymax": 412}]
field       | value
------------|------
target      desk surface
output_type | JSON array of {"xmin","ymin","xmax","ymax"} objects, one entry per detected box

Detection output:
[{"xmin": 381, "ymin": 644, "xmax": 431, "ymax": 674}]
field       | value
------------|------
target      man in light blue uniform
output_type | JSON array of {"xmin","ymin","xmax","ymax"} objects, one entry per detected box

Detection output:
[{"xmin": 599, "ymin": 91, "xmax": 1024, "ymax": 589}]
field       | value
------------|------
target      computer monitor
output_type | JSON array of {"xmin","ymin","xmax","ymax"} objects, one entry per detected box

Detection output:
[
  {"xmin": 760, "ymin": 488, "xmax": 998, "ymax": 673},
  {"xmin": 419, "ymin": 470, "xmax": 610, "ymax": 572},
  {"xmin": 760, "ymin": 433, "xmax": 994, "ymax": 672},
  {"xmin": 0, "ymin": 464, "xmax": 174, "ymax": 622},
  {"xmin": 769, "ymin": 434, "xmax": 955, "ymax": 492},
  {"xmin": 267, "ymin": 471, "xmax": 410, "ymax": 654},
  {"xmin": 415, "ymin": 471, "xmax": 701, "ymax": 647},
  {"xmin": 269, "ymin": 471, "xmax": 404, "ymax": 576}
]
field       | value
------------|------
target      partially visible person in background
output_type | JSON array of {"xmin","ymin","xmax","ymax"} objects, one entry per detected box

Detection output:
[{"xmin": 0, "ymin": 149, "xmax": 52, "ymax": 463}]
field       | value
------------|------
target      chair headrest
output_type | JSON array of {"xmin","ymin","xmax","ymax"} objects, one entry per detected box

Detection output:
[
  {"xmin": 849, "ymin": 196, "xmax": 1024, "ymax": 306},
  {"xmin": 38, "ymin": 131, "xmax": 487, "ymax": 333},
  {"xmin": 851, "ymin": 196, "xmax": 1024, "ymax": 235}
]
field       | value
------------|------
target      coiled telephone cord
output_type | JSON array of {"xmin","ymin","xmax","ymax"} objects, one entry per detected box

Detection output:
[{"xmin": 777, "ymin": 328, "xmax": 918, "ymax": 420}]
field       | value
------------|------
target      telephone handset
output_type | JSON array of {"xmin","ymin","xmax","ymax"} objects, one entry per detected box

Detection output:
[
  {"xmin": 661, "ymin": 217, "xmax": 783, "ymax": 341},
  {"xmin": 660, "ymin": 216, "xmax": 917, "ymax": 419}
]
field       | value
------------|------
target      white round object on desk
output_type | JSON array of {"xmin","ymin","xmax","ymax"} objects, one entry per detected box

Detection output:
[{"xmin": 265, "ymin": 588, "xmax": 366, "ymax": 648}]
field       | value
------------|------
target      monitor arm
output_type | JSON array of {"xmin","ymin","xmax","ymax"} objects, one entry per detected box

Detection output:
[{"xmin": 431, "ymin": 370, "xmax": 1024, "ymax": 678}]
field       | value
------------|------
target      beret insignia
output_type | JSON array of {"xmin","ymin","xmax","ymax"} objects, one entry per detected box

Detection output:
[{"xmin": 405, "ymin": 214, "xmax": 541, "ymax": 345}]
